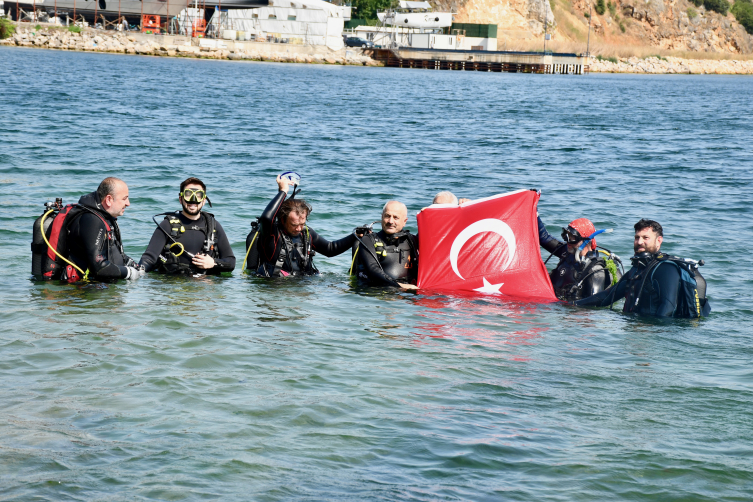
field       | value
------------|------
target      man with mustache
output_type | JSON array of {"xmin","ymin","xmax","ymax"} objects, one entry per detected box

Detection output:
[{"xmin": 574, "ymin": 219, "xmax": 710, "ymax": 318}]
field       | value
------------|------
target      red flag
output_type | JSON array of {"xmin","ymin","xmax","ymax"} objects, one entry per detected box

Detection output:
[{"xmin": 417, "ymin": 190, "xmax": 557, "ymax": 301}]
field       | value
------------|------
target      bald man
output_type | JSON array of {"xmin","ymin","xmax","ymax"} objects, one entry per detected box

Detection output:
[
  {"xmin": 66, "ymin": 177, "xmax": 144, "ymax": 282},
  {"xmin": 351, "ymin": 200, "xmax": 418, "ymax": 289}
]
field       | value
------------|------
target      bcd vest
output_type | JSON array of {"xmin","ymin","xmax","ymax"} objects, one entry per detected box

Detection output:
[
  {"xmin": 351, "ymin": 231, "xmax": 418, "ymax": 283},
  {"xmin": 256, "ymin": 226, "xmax": 318, "ymax": 277},
  {"xmin": 621, "ymin": 253, "xmax": 710, "ymax": 318},
  {"xmin": 550, "ymin": 250, "xmax": 622, "ymax": 301},
  {"xmin": 157, "ymin": 212, "xmax": 218, "ymax": 275}
]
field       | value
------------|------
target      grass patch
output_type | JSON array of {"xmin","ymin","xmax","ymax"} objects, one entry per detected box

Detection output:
[
  {"xmin": 0, "ymin": 17, "xmax": 15, "ymax": 39},
  {"xmin": 649, "ymin": 54, "xmax": 668, "ymax": 61},
  {"xmin": 687, "ymin": 7, "xmax": 698, "ymax": 18},
  {"xmin": 597, "ymin": 55, "xmax": 619, "ymax": 63},
  {"xmin": 619, "ymin": 21, "xmax": 626, "ymax": 32},
  {"xmin": 68, "ymin": 25, "xmax": 82, "ymax": 33},
  {"xmin": 607, "ymin": 1, "xmax": 617, "ymax": 17}
]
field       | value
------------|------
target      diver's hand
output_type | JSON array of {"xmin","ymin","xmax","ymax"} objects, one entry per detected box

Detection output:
[
  {"xmin": 276, "ymin": 174, "xmax": 290, "ymax": 193},
  {"xmin": 398, "ymin": 283, "xmax": 418, "ymax": 290},
  {"xmin": 459, "ymin": 198, "xmax": 471, "ymax": 204},
  {"xmin": 125, "ymin": 266, "xmax": 145, "ymax": 280},
  {"xmin": 193, "ymin": 253, "xmax": 216, "ymax": 270}
]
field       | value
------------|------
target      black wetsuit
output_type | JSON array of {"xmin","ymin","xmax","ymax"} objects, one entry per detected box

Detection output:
[
  {"xmin": 257, "ymin": 191, "xmax": 356, "ymax": 277},
  {"xmin": 549, "ymin": 247, "xmax": 618, "ymax": 301},
  {"xmin": 538, "ymin": 216, "xmax": 563, "ymax": 254},
  {"xmin": 67, "ymin": 191, "xmax": 134, "ymax": 281},
  {"xmin": 139, "ymin": 212, "xmax": 235, "ymax": 275},
  {"xmin": 575, "ymin": 254, "xmax": 683, "ymax": 317},
  {"xmin": 354, "ymin": 230, "xmax": 419, "ymax": 287}
]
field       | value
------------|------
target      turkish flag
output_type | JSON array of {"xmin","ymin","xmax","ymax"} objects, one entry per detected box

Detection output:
[{"xmin": 417, "ymin": 189, "xmax": 557, "ymax": 301}]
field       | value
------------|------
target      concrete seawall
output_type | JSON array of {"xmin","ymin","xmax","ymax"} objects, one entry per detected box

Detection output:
[{"xmin": 0, "ymin": 25, "xmax": 382, "ymax": 66}]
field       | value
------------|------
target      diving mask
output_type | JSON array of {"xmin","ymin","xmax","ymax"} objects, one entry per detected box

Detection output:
[{"xmin": 181, "ymin": 189, "xmax": 206, "ymax": 203}]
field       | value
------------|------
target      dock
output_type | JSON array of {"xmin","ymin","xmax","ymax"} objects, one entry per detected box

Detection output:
[{"xmin": 370, "ymin": 47, "xmax": 589, "ymax": 74}]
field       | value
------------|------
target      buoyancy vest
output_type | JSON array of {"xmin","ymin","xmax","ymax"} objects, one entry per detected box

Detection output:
[
  {"xmin": 351, "ymin": 230, "xmax": 418, "ymax": 283},
  {"xmin": 256, "ymin": 226, "xmax": 318, "ymax": 277},
  {"xmin": 32, "ymin": 202, "xmax": 115, "ymax": 282},
  {"xmin": 550, "ymin": 249, "xmax": 622, "ymax": 301},
  {"xmin": 621, "ymin": 253, "xmax": 710, "ymax": 318},
  {"xmin": 157, "ymin": 212, "xmax": 218, "ymax": 275}
]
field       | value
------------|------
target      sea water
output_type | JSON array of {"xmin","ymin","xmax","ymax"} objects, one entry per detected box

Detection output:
[{"xmin": 1, "ymin": 46, "xmax": 752, "ymax": 500}]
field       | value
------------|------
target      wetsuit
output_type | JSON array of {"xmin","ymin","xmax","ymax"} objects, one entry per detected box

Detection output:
[
  {"xmin": 575, "ymin": 253, "xmax": 684, "ymax": 317},
  {"xmin": 354, "ymin": 230, "xmax": 419, "ymax": 287},
  {"xmin": 67, "ymin": 191, "xmax": 134, "ymax": 281},
  {"xmin": 139, "ymin": 212, "xmax": 235, "ymax": 275},
  {"xmin": 538, "ymin": 216, "xmax": 563, "ymax": 254},
  {"xmin": 257, "ymin": 191, "xmax": 356, "ymax": 277},
  {"xmin": 549, "ymin": 247, "xmax": 619, "ymax": 301}
]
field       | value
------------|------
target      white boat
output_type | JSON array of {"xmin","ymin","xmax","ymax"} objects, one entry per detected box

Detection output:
[{"xmin": 377, "ymin": 1, "xmax": 452, "ymax": 30}]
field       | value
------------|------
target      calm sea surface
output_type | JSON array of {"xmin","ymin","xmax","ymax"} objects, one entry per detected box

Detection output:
[{"xmin": 1, "ymin": 46, "xmax": 752, "ymax": 500}]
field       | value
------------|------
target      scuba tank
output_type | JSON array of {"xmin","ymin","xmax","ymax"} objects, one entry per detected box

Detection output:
[
  {"xmin": 243, "ymin": 219, "xmax": 261, "ymax": 272},
  {"xmin": 31, "ymin": 198, "xmax": 63, "ymax": 278}
]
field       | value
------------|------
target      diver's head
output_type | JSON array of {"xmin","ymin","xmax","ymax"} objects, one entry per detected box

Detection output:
[
  {"xmin": 432, "ymin": 191, "xmax": 458, "ymax": 205},
  {"xmin": 562, "ymin": 218, "xmax": 595, "ymax": 256},
  {"xmin": 279, "ymin": 198, "xmax": 312, "ymax": 237},
  {"xmin": 97, "ymin": 177, "xmax": 130, "ymax": 218},
  {"xmin": 381, "ymin": 200, "xmax": 408, "ymax": 235},
  {"xmin": 179, "ymin": 177, "xmax": 208, "ymax": 218},
  {"xmin": 634, "ymin": 219, "xmax": 663, "ymax": 255}
]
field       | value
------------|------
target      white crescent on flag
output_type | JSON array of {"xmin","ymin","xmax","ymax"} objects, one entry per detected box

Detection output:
[{"xmin": 449, "ymin": 219, "xmax": 517, "ymax": 280}]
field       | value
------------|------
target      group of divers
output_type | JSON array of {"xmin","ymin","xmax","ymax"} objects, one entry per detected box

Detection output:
[{"xmin": 31, "ymin": 174, "xmax": 711, "ymax": 319}]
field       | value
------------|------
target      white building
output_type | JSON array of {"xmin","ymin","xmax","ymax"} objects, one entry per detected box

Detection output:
[{"xmin": 209, "ymin": 0, "xmax": 347, "ymax": 50}]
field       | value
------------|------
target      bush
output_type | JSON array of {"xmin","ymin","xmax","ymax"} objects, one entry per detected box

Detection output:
[
  {"xmin": 732, "ymin": 0, "xmax": 753, "ymax": 34},
  {"xmin": 692, "ymin": 0, "xmax": 703, "ymax": 6},
  {"xmin": 619, "ymin": 21, "xmax": 626, "ymax": 31},
  {"xmin": 595, "ymin": 0, "xmax": 606, "ymax": 15},
  {"xmin": 704, "ymin": 0, "xmax": 730, "ymax": 14},
  {"xmin": 607, "ymin": 1, "xmax": 617, "ymax": 16},
  {"xmin": 68, "ymin": 25, "xmax": 81, "ymax": 33},
  {"xmin": 0, "ymin": 17, "xmax": 15, "ymax": 39},
  {"xmin": 597, "ymin": 55, "xmax": 619, "ymax": 63},
  {"xmin": 687, "ymin": 7, "xmax": 698, "ymax": 18}
]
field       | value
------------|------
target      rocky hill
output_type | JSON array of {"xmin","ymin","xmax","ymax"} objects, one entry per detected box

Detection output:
[{"xmin": 434, "ymin": 0, "xmax": 753, "ymax": 54}]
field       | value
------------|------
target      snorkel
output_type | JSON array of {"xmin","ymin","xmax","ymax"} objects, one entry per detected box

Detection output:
[
  {"xmin": 575, "ymin": 228, "xmax": 613, "ymax": 264},
  {"xmin": 281, "ymin": 171, "xmax": 301, "ymax": 199}
]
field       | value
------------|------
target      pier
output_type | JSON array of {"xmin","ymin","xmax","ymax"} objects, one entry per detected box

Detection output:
[{"xmin": 371, "ymin": 47, "xmax": 589, "ymax": 74}]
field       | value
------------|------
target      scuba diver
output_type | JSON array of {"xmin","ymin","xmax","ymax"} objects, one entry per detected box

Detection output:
[
  {"xmin": 350, "ymin": 200, "xmax": 419, "ymax": 290},
  {"xmin": 574, "ymin": 219, "xmax": 711, "ymax": 318},
  {"xmin": 251, "ymin": 174, "xmax": 356, "ymax": 278},
  {"xmin": 546, "ymin": 218, "xmax": 623, "ymax": 301},
  {"xmin": 64, "ymin": 177, "xmax": 143, "ymax": 281},
  {"xmin": 139, "ymin": 177, "xmax": 235, "ymax": 275}
]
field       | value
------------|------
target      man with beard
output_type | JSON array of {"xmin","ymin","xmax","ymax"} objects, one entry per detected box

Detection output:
[
  {"xmin": 574, "ymin": 219, "xmax": 710, "ymax": 318},
  {"xmin": 140, "ymin": 177, "xmax": 235, "ymax": 275}
]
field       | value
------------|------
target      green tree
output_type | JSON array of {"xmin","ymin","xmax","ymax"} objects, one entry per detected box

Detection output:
[
  {"xmin": 704, "ymin": 0, "xmax": 730, "ymax": 14},
  {"xmin": 595, "ymin": 0, "xmax": 606, "ymax": 15},
  {"xmin": 732, "ymin": 0, "xmax": 753, "ymax": 34},
  {"xmin": 350, "ymin": 0, "xmax": 395, "ymax": 20}
]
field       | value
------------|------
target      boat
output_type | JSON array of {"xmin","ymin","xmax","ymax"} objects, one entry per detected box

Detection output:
[{"xmin": 377, "ymin": 1, "xmax": 452, "ymax": 30}]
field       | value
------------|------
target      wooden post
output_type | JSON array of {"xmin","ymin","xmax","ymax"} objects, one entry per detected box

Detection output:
[{"xmin": 140, "ymin": 0, "xmax": 144, "ymax": 31}]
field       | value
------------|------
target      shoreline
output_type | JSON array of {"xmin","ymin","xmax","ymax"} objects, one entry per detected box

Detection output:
[
  {"xmin": 0, "ymin": 25, "xmax": 382, "ymax": 66},
  {"xmin": 3, "ymin": 25, "xmax": 753, "ymax": 74}
]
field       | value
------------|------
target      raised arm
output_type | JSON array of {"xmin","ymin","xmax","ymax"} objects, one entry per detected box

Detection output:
[{"xmin": 309, "ymin": 228, "xmax": 357, "ymax": 258}]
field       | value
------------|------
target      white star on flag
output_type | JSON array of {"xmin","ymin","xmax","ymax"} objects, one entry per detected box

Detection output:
[{"xmin": 474, "ymin": 278, "xmax": 504, "ymax": 294}]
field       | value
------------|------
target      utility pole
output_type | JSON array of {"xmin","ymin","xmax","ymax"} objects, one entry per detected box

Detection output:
[{"xmin": 586, "ymin": 3, "xmax": 592, "ymax": 57}]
